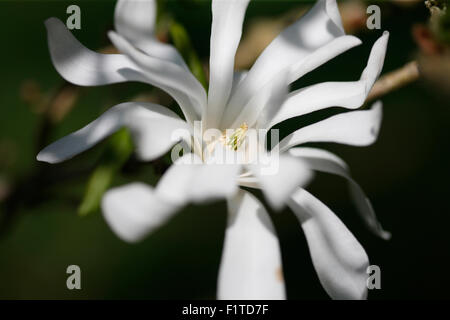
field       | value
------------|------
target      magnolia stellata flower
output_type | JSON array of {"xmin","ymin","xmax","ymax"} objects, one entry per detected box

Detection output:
[{"xmin": 37, "ymin": 0, "xmax": 391, "ymax": 300}]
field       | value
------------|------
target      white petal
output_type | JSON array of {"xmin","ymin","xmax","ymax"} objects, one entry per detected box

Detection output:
[
  {"xmin": 229, "ymin": 71, "xmax": 289, "ymax": 129},
  {"xmin": 223, "ymin": 0, "xmax": 361, "ymax": 126},
  {"xmin": 45, "ymin": 17, "xmax": 139, "ymax": 86},
  {"xmin": 205, "ymin": 0, "xmax": 250, "ymax": 130},
  {"xmin": 102, "ymin": 182, "xmax": 177, "ymax": 243},
  {"xmin": 288, "ymin": 188, "xmax": 369, "ymax": 300},
  {"xmin": 323, "ymin": 0, "xmax": 344, "ymax": 30},
  {"xmin": 37, "ymin": 102, "xmax": 189, "ymax": 163},
  {"xmin": 268, "ymin": 32, "xmax": 389, "ymax": 127},
  {"xmin": 114, "ymin": 0, "xmax": 188, "ymax": 69},
  {"xmin": 103, "ymin": 153, "xmax": 240, "ymax": 243},
  {"xmin": 269, "ymin": 81, "xmax": 366, "ymax": 128},
  {"xmin": 360, "ymin": 31, "xmax": 390, "ymax": 92},
  {"xmin": 231, "ymin": 70, "xmax": 248, "ymax": 97},
  {"xmin": 237, "ymin": 175, "xmax": 259, "ymax": 189},
  {"xmin": 217, "ymin": 190, "xmax": 286, "ymax": 300},
  {"xmin": 114, "ymin": 0, "xmax": 155, "ymax": 45},
  {"xmin": 288, "ymin": 35, "xmax": 361, "ymax": 82},
  {"xmin": 278, "ymin": 101, "xmax": 383, "ymax": 152},
  {"xmin": 289, "ymin": 147, "xmax": 391, "ymax": 239},
  {"xmin": 249, "ymin": 155, "xmax": 313, "ymax": 210},
  {"xmin": 290, "ymin": 29, "xmax": 388, "ymax": 84},
  {"xmin": 102, "ymin": 153, "xmax": 241, "ymax": 243},
  {"xmin": 109, "ymin": 31, "xmax": 206, "ymax": 124},
  {"xmin": 155, "ymin": 153, "xmax": 241, "ymax": 205}
]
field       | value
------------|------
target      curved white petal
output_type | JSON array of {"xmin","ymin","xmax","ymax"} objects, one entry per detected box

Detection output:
[
  {"xmin": 288, "ymin": 188, "xmax": 369, "ymax": 300},
  {"xmin": 102, "ymin": 182, "xmax": 177, "ymax": 243},
  {"xmin": 45, "ymin": 17, "xmax": 140, "ymax": 86},
  {"xmin": 103, "ymin": 153, "xmax": 240, "ymax": 243},
  {"xmin": 248, "ymin": 155, "xmax": 313, "ymax": 210},
  {"xmin": 268, "ymin": 32, "xmax": 389, "ymax": 128},
  {"xmin": 37, "ymin": 102, "xmax": 189, "ymax": 163},
  {"xmin": 269, "ymin": 82, "xmax": 365, "ymax": 128},
  {"xmin": 223, "ymin": 0, "xmax": 361, "ymax": 126},
  {"xmin": 155, "ymin": 154, "xmax": 241, "ymax": 205},
  {"xmin": 114, "ymin": 0, "xmax": 155, "ymax": 45},
  {"xmin": 109, "ymin": 31, "xmax": 206, "ymax": 124},
  {"xmin": 205, "ymin": 0, "xmax": 250, "ymax": 130},
  {"xmin": 288, "ymin": 35, "xmax": 361, "ymax": 83},
  {"xmin": 217, "ymin": 190, "xmax": 286, "ymax": 300},
  {"xmin": 230, "ymin": 72, "xmax": 289, "ymax": 129},
  {"xmin": 114, "ymin": 0, "xmax": 188, "ymax": 69},
  {"xmin": 360, "ymin": 31, "xmax": 389, "ymax": 92},
  {"xmin": 289, "ymin": 147, "xmax": 391, "ymax": 239},
  {"xmin": 278, "ymin": 101, "xmax": 383, "ymax": 152}
]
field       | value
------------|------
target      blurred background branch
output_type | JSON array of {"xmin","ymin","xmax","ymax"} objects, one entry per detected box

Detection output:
[{"xmin": 366, "ymin": 61, "xmax": 420, "ymax": 103}]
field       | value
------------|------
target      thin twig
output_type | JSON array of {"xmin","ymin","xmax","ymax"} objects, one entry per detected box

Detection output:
[{"xmin": 366, "ymin": 61, "xmax": 420, "ymax": 103}]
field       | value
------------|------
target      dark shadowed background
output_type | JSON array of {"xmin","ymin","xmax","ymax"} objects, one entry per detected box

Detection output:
[{"xmin": 0, "ymin": 0, "xmax": 449, "ymax": 299}]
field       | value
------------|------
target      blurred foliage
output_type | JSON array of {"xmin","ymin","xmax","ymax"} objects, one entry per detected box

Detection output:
[{"xmin": 78, "ymin": 128, "xmax": 133, "ymax": 216}]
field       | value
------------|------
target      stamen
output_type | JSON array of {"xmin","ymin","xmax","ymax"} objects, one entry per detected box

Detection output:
[{"xmin": 224, "ymin": 123, "xmax": 248, "ymax": 151}]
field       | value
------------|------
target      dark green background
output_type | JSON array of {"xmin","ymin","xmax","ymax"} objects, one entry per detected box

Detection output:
[{"xmin": 0, "ymin": 0, "xmax": 449, "ymax": 299}]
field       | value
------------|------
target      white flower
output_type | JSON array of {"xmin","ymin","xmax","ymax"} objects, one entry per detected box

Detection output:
[{"xmin": 37, "ymin": 0, "xmax": 391, "ymax": 300}]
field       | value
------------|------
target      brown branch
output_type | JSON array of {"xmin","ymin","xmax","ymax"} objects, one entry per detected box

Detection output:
[{"xmin": 366, "ymin": 61, "xmax": 420, "ymax": 103}]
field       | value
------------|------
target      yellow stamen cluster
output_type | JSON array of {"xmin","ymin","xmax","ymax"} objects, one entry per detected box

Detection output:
[{"xmin": 223, "ymin": 123, "xmax": 248, "ymax": 151}]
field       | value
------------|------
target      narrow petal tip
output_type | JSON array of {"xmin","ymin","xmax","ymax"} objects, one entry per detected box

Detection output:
[
  {"xmin": 372, "ymin": 100, "xmax": 383, "ymax": 112},
  {"xmin": 107, "ymin": 30, "xmax": 123, "ymax": 46},
  {"xmin": 36, "ymin": 151, "xmax": 58, "ymax": 164},
  {"xmin": 44, "ymin": 17, "xmax": 59, "ymax": 28},
  {"xmin": 107, "ymin": 31, "xmax": 128, "ymax": 53},
  {"xmin": 380, "ymin": 230, "xmax": 392, "ymax": 241},
  {"xmin": 107, "ymin": 30, "xmax": 118, "ymax": 41},
  {"xmin": 36, "ymin": 153, "xmax": 46, "ymax": 163},
  {"xmin": 376, "ymin": 31, "xmax": 390, "ymax": 48},
  {"xmin": 368, "ymin": 101, "xmax": 383, "ymax": 142}
]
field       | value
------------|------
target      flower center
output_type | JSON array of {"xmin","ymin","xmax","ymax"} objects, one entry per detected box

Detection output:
[{"xmin": 221, "ymin": 123, "xmax": 248, "ymax": 151}]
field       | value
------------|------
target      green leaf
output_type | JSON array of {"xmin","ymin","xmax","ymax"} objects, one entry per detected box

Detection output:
[{"xmin": 78, "ymin": 128, "xmax": 133, "ymax": 217}]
